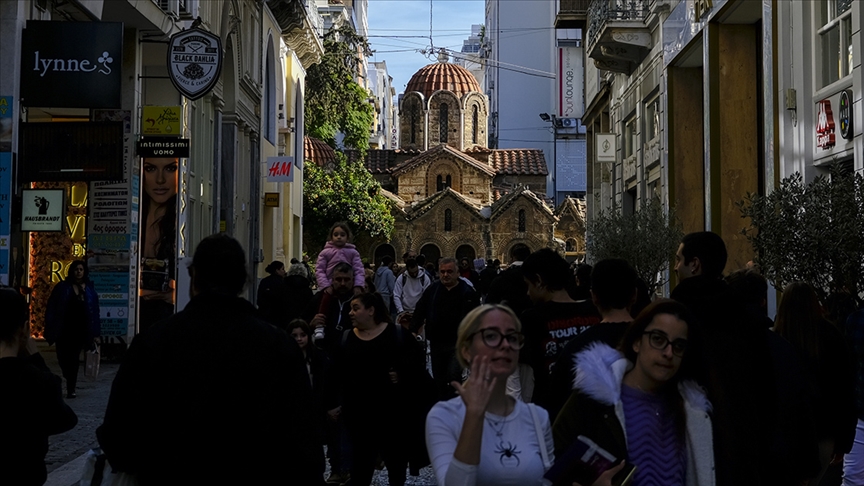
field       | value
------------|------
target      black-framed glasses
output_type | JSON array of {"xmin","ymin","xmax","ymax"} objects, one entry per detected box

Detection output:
[
  {"xmin": 470, "ymin": 328, "xmax": 525, "ymax": 350},
  {"xmin": 643, "ymin": 331, "xmax": 688, "ymax": 357}
]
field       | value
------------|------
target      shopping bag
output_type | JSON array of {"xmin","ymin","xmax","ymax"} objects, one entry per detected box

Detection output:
[
  {"xmin": 78, "ymin": 448, "xmax": 139, "ymax": 486},
  {"xmin": 84, "ymin": 346, "xmax": 100, "ymax": 381}
]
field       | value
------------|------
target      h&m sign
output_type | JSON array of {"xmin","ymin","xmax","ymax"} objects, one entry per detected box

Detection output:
[{"xmin": 20, "ymin": 21, "xmax": 123, "ymax": 108}]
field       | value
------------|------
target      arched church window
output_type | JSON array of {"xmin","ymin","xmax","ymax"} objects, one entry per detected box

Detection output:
[
  {"xmin": 472, "ymin": 105, "xmax": 479, "ymax": 144},
  {"xmin": 444, "ymin": 209, "xmax": 453, "ymax": 231},
  {"xmin": 437, "ymin": 175, "xmax": 443, "ymax": 192},
  {"xmin": 439, "ymin": 103, "xmax": 448, "ymax": 143},
  {"xmin": 446, "ymin": 175, "xmax": 452, "ymax": 189},
  {"xmin": 410, "ymin": 106, "xmax": 418, "ymax": 144},
  {"xmin": 518, "ymin": 209, "xmax": 526, "ymax": 232}
]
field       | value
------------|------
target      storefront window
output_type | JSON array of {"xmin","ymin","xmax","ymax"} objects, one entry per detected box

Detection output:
[{"xmin": 818, "ymin": 0, "xmax": 853, "ymax": 87}]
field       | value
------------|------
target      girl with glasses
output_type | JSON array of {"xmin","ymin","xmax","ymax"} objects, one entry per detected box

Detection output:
[
  {"xmin": 552, "ymin": 299, "xmax": 715, "ymax": 486},
  {"xmin": 426, "ymin": 304, "xmax": 555, "ymax": 485}
]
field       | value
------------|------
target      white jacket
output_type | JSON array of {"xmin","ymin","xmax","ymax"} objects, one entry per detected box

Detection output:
[
  {"xmin": 393, "ymin": 270, "xmax": 431, "ymax": 313},
  {"xmin": 573, "ymin": 343, "xmax": 716, "ymax": 486}
]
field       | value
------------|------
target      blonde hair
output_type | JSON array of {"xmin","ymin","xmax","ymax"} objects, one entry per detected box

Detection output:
[{"xmin": 455, "ymin": 304, "xmax": 522, "ymax": 368}]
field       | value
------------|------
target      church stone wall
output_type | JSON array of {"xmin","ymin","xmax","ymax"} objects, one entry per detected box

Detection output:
[
  {"xmin": 462, "ymin": 93, "xmax": 489, "ymax": 150},
  {"xmin": 399, "ymin": 93, "xmax": 426, "ymax": 150},
  {"xmin": 493, "ymin": 175, "xmax": 547, "ymax": 195},
  {"xmin": 428, "ymin": 91, "xmax": 463, "ymax": 150}
]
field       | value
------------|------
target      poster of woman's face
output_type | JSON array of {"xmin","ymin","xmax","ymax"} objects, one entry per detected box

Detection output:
[{"xmin": 138, "ymin": 157, "xmax": 178, "ymax": 332}]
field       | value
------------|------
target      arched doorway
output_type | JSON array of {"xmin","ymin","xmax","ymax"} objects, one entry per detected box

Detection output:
[
  {"xmin": 373, "ymin": 243, "xmax": 396, "ymax": 265},
  {"xmin": 455, "ymin": 244, "xmax": 476, "ymax": 262},
  {"xmin": 419, "ymin": 243, "xmax": 441, "ymax": 269}
]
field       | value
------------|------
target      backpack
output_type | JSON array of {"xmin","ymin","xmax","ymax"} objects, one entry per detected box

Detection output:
[{"xmin": 400, "ymin": 271, "xmax": 427, "ymax": 288}]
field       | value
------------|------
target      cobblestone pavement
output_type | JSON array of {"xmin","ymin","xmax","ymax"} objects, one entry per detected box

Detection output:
[{"xmin": 38, "ymin": 344, "xmax": 119, "ymax": 475}]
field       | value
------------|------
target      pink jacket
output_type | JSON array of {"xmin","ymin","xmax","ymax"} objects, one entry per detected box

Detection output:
[{"xmin": 315, "ymin": 242, "xmax": 365, "ymax": 289}]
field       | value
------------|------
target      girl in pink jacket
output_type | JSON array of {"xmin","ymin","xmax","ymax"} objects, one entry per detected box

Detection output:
[{"xmin": 315, "ymin": 222, "xmax": 365, "ymax": 293}]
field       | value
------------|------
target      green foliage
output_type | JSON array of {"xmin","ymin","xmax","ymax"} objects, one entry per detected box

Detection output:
[
  {"xmin": 587, "ymin": 198, "xmax": 683, "ymax": 294},
  {"xmin": 737, "ymin": 165, "xmax": 864, "ymax": 299},
  {"xmin": 305, "ymin": 25, "xmax": 375, "ymax": 154},
  {"xmin": 303, "ymin": 152, "xmax": 395, "ymax": 253}
]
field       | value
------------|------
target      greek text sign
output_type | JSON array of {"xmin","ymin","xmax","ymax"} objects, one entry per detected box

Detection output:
[
  {"xmin": 167, "ymin": 28, "xmax": 223, "ymax": 101},
  {"xmin": 20, "ymin": 21, "xmax": 123, "ymax": 108},
  {"xmin": 142, "ymin": 106, "xmax": 182, "ymax": 136},
  {"xmin": 22, "ymin": 189, "xmax": 64, "ymax": 232},
  {"xmin": 266, "ymin": 157, "xmax": 295, "ymax": 183}
]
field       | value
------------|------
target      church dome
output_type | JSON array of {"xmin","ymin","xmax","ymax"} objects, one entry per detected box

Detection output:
[{"xmin": 405, "ymin": 61, "xmax": 482, "ymax": 99}]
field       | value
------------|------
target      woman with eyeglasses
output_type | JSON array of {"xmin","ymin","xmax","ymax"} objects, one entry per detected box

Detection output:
[
  {"xmin": 425, "ymin": 304, "xmax": 555, "ymax": 485},
  {"xmin": 552, "ymin": 299, "xmax": 715, "ymax": 486}
]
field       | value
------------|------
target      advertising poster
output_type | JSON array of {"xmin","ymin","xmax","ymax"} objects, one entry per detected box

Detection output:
[
  {"xmin": 89, "ymin": 110, "xmax": 133, "ymax": 336},
  {"xmin": 138, "ymin": 156, "xmax": 178, "ymax": 332},
  {"xmin": 0, "ymin": 96, "xmax": 11, "ymax": 285},
  {"xmin": 21, "ymin": 189, "xmax": 65, "ymax": 232}
]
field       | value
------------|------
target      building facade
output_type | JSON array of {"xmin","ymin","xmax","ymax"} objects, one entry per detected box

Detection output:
[
  {"xmin": 577, "ymin": 0, "xmax": 775, "ymax": 276},
  {"xmin": 0, "ymin": 0, "xmax": 318, "ymax": 339}
]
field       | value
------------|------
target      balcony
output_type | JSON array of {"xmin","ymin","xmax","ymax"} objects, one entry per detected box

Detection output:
[
  {"xmin": 585, "ymin": 0, "xmax": 651, "ymax": 75},
  {"xmin": 556, "ymin": 0, "xmax": 591, "ymax": 29}
]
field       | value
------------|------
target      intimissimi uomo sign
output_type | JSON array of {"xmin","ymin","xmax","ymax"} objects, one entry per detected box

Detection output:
[{"xmin": 20, "ymin": 21, "xmax": 123, "ymax": 108}]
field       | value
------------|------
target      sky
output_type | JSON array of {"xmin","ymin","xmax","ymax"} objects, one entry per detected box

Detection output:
[{"xmin": 366, "ymin": 0, "xmax": 485, "ymax": 95}]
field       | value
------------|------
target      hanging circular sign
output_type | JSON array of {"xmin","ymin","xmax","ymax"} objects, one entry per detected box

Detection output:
[
  {"xmin": 167, "ymin": 28, "xmax": 223, "ymax": 101},
  {"xmin": 839, "ymin": 89, "xmax": 853, "ymax": 141}
]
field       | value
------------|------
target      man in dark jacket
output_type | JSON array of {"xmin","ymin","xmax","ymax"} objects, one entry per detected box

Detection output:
[
  {"xmin": 670, "ymin": 231, "xmax": 775, "ymax": 486},
  {"xmin": 486, "ymin": 243, "xmax": 532, "ymax": 316},
  {"xmin": 97, "ymin": 235, "xmax": 323, "ymax": 485},
  {"xmin": 411, "ymin": 257, "xmax": 479, "ymax": 399},
  {"xmin": 1, "ymin": 287, "xmax": 77, "ymax": 485},
  {"xmin": 304, "ymin": 262, "xmax": 356, "ymax": 355}
]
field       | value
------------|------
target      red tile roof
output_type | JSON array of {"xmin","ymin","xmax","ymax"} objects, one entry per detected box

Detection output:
[
  {"xmin": 345, "ymin": 149, "xmax": 423, "ymax": 174},
  {"xmin": 304, "ymin": 136, "xmax": 336, "ymax": 167},
  {"xmin": 488, "ymin": 149, "xmax": 548, "ymax": 176},
  {"xmin": 406, "ymin": 62, "xmax": 482, "ymax": 98}
]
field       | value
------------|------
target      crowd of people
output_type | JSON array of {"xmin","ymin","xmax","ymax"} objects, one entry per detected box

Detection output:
[{"xmin": 5, "ymin": 224, "xmax": 864, "ymax": 486}]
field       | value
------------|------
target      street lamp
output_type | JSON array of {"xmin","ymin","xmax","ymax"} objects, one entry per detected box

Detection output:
[{"xmin": 539, "ymin": 113, "xmax": 557, "ymax": 206}]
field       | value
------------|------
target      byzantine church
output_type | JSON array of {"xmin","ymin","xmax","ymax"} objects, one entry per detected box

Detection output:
[{"xmin": 305, "ymin": 58, "xmax": 586, "ymax": 264}]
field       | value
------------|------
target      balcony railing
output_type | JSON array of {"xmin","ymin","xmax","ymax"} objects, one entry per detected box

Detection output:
[
  {"xmin": 556, "ymin": 0, "xmax": 591, "ymax": 28},
  {"xmin": 586, "ymin": 0, "xmax": 649, "ymax": 53}
]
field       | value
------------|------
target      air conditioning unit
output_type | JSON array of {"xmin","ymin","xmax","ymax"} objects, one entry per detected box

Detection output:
[
  {"xmin": 156, "ymin": 0, "xmax": 179, "ymax": 17},
  {"xmin": 555, "ymin": 118, "xmax": 580, "ymax": 128}
]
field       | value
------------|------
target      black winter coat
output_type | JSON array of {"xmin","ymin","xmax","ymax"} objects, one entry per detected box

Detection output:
[{"xmin": 97, "ymin": 293, "xmax": 322, "ymax": 485}]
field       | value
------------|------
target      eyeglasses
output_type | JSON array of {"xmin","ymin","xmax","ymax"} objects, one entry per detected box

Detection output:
[
  {"xmin": 470, "ymin": 328, "xmax": 525, "ymax": 350},
  {"xmin": 643, "ymin": 331, "xmax": 688, "ymax": 357}
]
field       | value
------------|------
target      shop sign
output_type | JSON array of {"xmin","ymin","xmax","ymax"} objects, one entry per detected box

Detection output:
[
  {"xmin": 136, "ymin": 138, "xmax": 190, "ymax": 158},
  {"xmin": 266, "ymin": 157, "xmax": 294, "ymax": 183},
  {"xmin": 20, "ymin": 21, "xmax": 123, "ymax": 108},
  {"xmin": 142, "ymin": 106, "xmax": 182, "ymax": 137},
  {"xmin": 21, "ymin": 189, "xmax": 64, "ymax": 232},
  {"xmin": 559, "ymin": 47, "xmax": 583, "ymax": 118},
  {"xmin": 595, "ymin": 134, "xmax": 617, "ymax": 163},
  {"xmin": 167, "ymin": 28, "xmax": 223, "ymax": 101},
  {"xmin": 839, "ymin": 90, "xmax": 853, "ymax": 141},
  {"xmin": 816, "ymin": 99, "xmax": 836, "ymax": 150},
  {"xmin": 0, "ymin": 96, "xmax": 11, "ymax": 284},
  {"xmin": 264, "ymin": 193, "xmax": 280, "ymax": 207}
]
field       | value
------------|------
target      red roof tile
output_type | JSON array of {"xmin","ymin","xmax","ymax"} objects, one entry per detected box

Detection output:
[
  {"xmin": 406, "ymin": 62, "xmax": 482, "ymax": 98},
  {"xmin": 488, "ymin": 149, "xmax": 548, "ymax": 176},
  {"xmin": 304, "ymin": 136, "xmax": 336, "ymax": 167}
]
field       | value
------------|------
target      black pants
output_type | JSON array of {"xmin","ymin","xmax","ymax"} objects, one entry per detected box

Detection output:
[
  {"xmin": 326, "ymin": 415, "xmax": 351, "ymax": 474},
  {"xmin": 55, "ymin": 339, "xmax": 82, "ymax": 393},
  {"xmin": 430, "ymin": 343, "xmax": 460, "ymax": 401},
  {"xmin": 346, "ymin": 417, "xmax": 406, "ymax": 486}
]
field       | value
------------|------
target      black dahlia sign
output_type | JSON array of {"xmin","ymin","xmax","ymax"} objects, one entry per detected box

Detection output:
[{"xmin": 167, "ymin": 28, "xmax": 223, "ymax": 101}]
